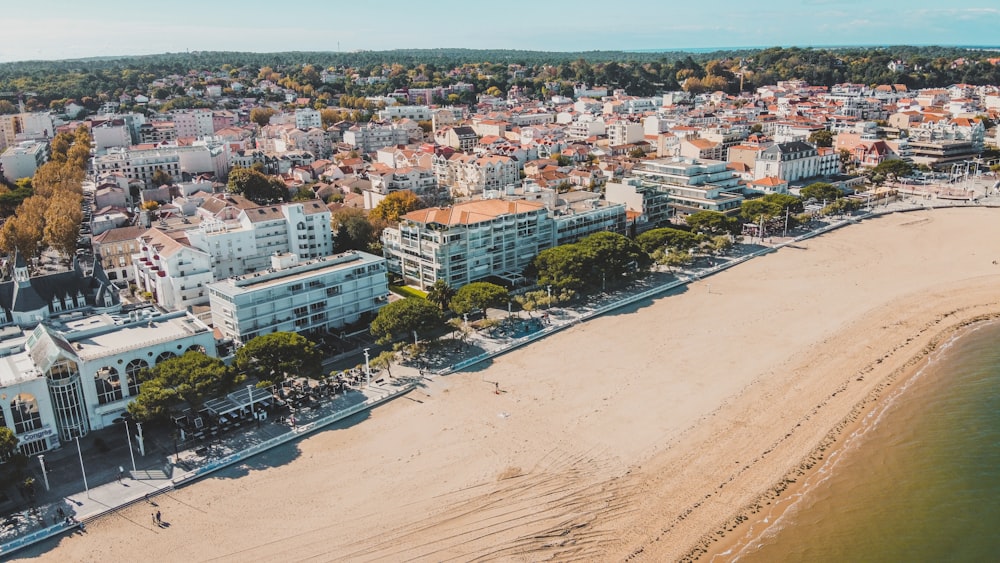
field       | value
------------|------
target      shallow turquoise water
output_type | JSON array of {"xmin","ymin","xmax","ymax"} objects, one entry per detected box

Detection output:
[{"xmin": 732, "ymin": 322, "xmax": 1000, "ymax": 562}]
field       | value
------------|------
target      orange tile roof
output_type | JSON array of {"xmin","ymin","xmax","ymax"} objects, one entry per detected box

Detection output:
[{"xmin": 404, "ymin": 199, "xmax": 544, "ymax": 226}]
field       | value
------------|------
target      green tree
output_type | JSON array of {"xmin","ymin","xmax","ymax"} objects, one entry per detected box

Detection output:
[
  {"xmin": 873, "ymin": 159, "xmax": 913, "ymax": 183},
  {"xmin": 807, "ymin": 129, "xmax": 834, "ymax": 148},
  {"xmin": 799, "ymin": 182, "xmax": 843, "ymax": 203},
  {"xmin": 370, "ymin": 298, "xmax": 443, "ymax": 345},
  {"xmin": 331, "ymin": 208, "xmax": 375, "ymax": 253},
  {"xmin": 449, "ymin": 282, "xmax": 509, "ymax": 315},
  {"xmin": 577, "ymin": 231, "xmax": 649, "ymax": 286},
  {"xmin": 370, "ymin": 350, "xmax": 398, "ymax": 377},
  {"xmin": 151, "ymin": 168, "xmax": 173, "ymax": 187},
  {"xmin": 369, "ymin": 190, "xmax": 423, "ymax": 223},
  {"xmin": 227, "ymin": 167, "xmax": 289, "ymax": 204},
  {"xmin": 0, "ymin": 426, "xmax": 17, "ymax": 460},
  {"xmin": 426, "ymin": 279, "xmax": 455, "ymax": 312},
  {"xmin": 635, "ymin": 227, "xmax": 703, "ymax": 254},
  {"xmin": 685, "ymin": 210, "xmax": 740, "ymax": 236},
  {"xmin": 249, "ymin": 107, "xmax": 276, "ymax": 127},
  {"xmin": 533, "ymin": 243, "xmax": 590, "ymax": 292},
  {"xmin": 235, "ymin": 332, "xmax": 322, "ymax": 386},
  {"xmin": 127, "ymin": 352, "xmax": 240, "ymax": 422}
]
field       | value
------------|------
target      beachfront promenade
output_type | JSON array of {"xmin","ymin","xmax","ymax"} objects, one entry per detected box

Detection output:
[{"xmin": 2, "ymin": 179, "xmax": 997, "ymax": 557}]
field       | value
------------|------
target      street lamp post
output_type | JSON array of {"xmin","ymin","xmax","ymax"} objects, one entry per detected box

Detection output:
[
  {"xmin": 124, "ymin": 418, "xmax": 136, "ymax": 473},
  {"xmin": 546, "ymin": 285, "xmax": 552, "ymax": 300},
  {"xmin": 363, "ymin": 348, "xmax": 371, "ymax": 387},
  {"xmin": 74, "ymin": 435, "xmax": 89, "ymax": 498},
  {"xmin": 37, "ymin": 455, "xmax": 49, "ymax": 491}
]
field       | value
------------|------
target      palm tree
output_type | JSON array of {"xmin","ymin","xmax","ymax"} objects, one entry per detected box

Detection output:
[{"xmin": 426, "ymin": 279, "xmax": 455, "ymax": 312}]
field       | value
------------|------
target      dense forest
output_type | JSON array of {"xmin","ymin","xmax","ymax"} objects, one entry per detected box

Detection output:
[{"xmin": 1, "ymin": 46, "xmax": 999, "ymax": 111}]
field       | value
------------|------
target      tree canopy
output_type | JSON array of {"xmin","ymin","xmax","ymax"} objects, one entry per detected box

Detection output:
[
  {"xmin": 370, "ymin": 297, "xmax": 443, "ymax": 345},
  {"xmin": 807, "ymin": 130, "xmax": 834, "ymax": 148},
  {"xmin": 234, "ymin": 331, "xmax": 323, "ymax": 385},
  {"xmin": 331, "ymin": 207, "xmax": 377, "ymax": 253},
  {"xmin": 740, "ymin": 193, "xmax": 803, "ymax": 222},
  {"xmin": 449, "ymin": 282, "xmax": 509, "ymax": 315},
  {"xmin": 425, "ymin": 279, "xmax": 455, "ymax": 312},
  {"xmin": 533, "ymin": 231, "xmax": 648, "ymax": 292},
  {"xmin": 369, "ymin": 190, "xmax": 423, "ymax": 224},
  {"xmin": 227, "ymin": 167, "xmax": 290, "ymax": 204},
  {"xmin": 799, "ymin": 182, "xmax": 844, "ymax": 203},
  {"xmin": 127, "ymin": 351, "xmax": 240, "ymax": 422},
  {"xmin": 0, "ymin": 426, "xmax": 17, "ymax": 460},
  {"xmin": 635, "ymin": 227, "xmax": 703, "ymax": 254},
  {"xmin": 685, "ymin": 210, "xmax": 740, "ymax": 236},
  {"xmin": 872, "ymin": 159, "xmax": 914, "ymax": 182}
]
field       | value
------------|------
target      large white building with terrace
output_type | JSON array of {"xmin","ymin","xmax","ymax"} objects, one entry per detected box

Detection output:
[
  {"xmin": 0, "ymin": 308, "xmax": 215, "ymax": 455},
  {"xmin": 629, "ymin": 157, "xmax": 745, "ymax": 217},
  {"xmin": 207, "ymin": 251, "xmax": 388, "ymax": 345},
  {"xmin": 382, "ymin": 200, "xmax": 555, "ymax": 290}
]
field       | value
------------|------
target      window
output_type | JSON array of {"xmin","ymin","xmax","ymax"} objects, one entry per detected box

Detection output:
[
  {"xmin": 126, "ymin": 359, "xmax": 149, "ymax": 396},
  {"xmin": 10, "ymin": 394, "xmax": 42, "ymax": 434},
  {"xmin": 94, "ymin": 366, "xmax": 123, "ymax": 404},
  {"xmin": 155, "ymin": 351, "xmax": 177, "ymax": 364}
]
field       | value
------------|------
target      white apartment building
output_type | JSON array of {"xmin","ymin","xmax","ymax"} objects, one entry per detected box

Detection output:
[
  {"xmin": 0, "ymin": 308, "xmax": 216, "ymax": 453},
  {"xmin": 382, "ymin": 200, "xmax": 554, "ymax": 290},
  {"xmin": 94, "ymin": 144, "xmax": 229, "ymax": 188},
  {"xmin": 378, "ymin": 105, "xmax": 431, "ymax": 122},
  {"xmin": 295, "ymin": 108, "xmax": 322, "ymax": 130},
  {"xmin": 172, "ymin": 109, "xmax": 216, "ymax": 139},
  {"xmin": 433, "ymin": 153, "xmax": 519, "ymax": 197},
  {"xmin": 343, "ymin": 123, "xmax": 410, "ymax": 154},
  {"xmin": 607, "ymin": 120, "xmax": 644, "ymax": 146},
  {"xmin": 365, "ymin": 166, "xmax": 439, "ymax": 209},
  {"xmin": 0, "ymin": 140, "xmax": 48, "ymax": 182},
  {"xmin": 566, "ymin": 116, "xmax": 606, "ymax": 140},
  {"xmin": 629, "ymin": 157, "xmax": 745, "ymax": 217},
  {"xmin": 91, "ymin": 120, "xmax": 132, "ymax": 152},
  {"xmin": 208, "ymin": 250, "xmax": 388, "ymax": 345},
  {"xmin": 186, "ymin": 199, "xmax": 333, "ymax": 282},
  {"xmin": 133, "ymin": 229, "xmax": 215, "ymax": 311}
]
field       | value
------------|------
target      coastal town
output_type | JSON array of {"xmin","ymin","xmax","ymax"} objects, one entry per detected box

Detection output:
[{"xmin": 1, "ymin": 49, "xmax": 1000, "ymax": 559}]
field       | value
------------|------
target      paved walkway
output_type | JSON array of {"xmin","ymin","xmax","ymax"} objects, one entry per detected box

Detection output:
[{"xmin": 4, "ymin": 185, "xmax": 999, "ymax": 556}]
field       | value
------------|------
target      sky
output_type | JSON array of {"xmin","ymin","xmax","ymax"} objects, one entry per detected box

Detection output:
[{"xmin": 1, "ymin": 1, "xmax": 999, "ymax": 63}]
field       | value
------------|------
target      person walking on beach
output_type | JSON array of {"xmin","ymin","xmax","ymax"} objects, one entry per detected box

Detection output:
[
  {"xmin": 495, "ymin": 381, "xmax": 500, "ymax": 395},
  {"xmin": 152, "ymin": 512, "xmax": 157, "ymax": 525},
  {"xmin": 156, "ymin": 510, "xmax": 161, "ymax": 524}
]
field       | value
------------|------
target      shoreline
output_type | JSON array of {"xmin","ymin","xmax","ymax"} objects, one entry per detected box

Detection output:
[
  {"xmin": 28, "ymin": 208, "xmax": 1000, "ymax": 562},
  {"xmin": 697, "ymin": 314, "xmax": 1000, "ymax": 562}
]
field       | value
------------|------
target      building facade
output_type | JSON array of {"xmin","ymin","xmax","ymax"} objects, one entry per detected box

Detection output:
[
  {"xmin": 208, "ymin": 251, "xmax": 388, "ymax": 345},
  {"xmin": 0, "ymin": 309, "xmax": 215, "ymax": 454}
]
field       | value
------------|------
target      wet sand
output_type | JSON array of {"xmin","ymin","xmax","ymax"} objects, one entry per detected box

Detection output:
[{"xmin": 25, "ymin": 208, "xmax": 1000, "ymax": 562}]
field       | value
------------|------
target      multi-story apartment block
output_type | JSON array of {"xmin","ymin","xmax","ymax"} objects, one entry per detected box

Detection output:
[
  {"xmin": 0, "ymin": 308, "xmax": 215, "ymax": 453},
  {"xmin": 365, "ymin": 165, "xmax": 439, "ymax": 208},
  {"xmin": 185, "ymin": 199, "xmax": 333, "ymax": 283},
  {"xmin": 628, "ymin": 157, "xmax": 745, "ymax": 217},
  {"xmin": 95, "ymin": 144, "xmax": 229, "ymax": 188},
  {"xmin": 605, "ymin": 177, "xmax": 675, "ymax": 229},
  {"xmin": 173, "ymin": 109, "xmax": 216, "ymax": 139},
  {"xmin": 343, "ymin": 123, "xmax": 410, "ymax": 154},
  {"xmin": 91, "ymin": 120, "xmax": 132, "ymax": 152},
  {"xmin": 208, "ymin": 251, "xmax": 388, "ymax": 345},
  {"xmin": 0, "ymin": 140, "xmax": 48, "ymax": 182},
  {"xmin": 607, "ymin": 120, "xmax": 644, "ymax": 146},
  {"xmin": 378, "ymin": 105, "xmax": 432, "ymax": 122},
  {"xmin": 382, "ymin": 195, "xmax": 624, "ymax": 290},
  {"xmin": 138, "ymin": 121, "xmax": 178, "ymax": 144},
  {"xmin": 433, "ymin": 153, "xmax": 519, "ymax": 197},
  {"xmin": 133, "ymin": 229, "xmax": 215, "ymax": 311},
  {"xmin": 295, "ymin": 108, "xmax": 322, "ymax": 130},
  {"xmin": 383, "ymin": 200, "xmax": 555, "ymax": 290}
]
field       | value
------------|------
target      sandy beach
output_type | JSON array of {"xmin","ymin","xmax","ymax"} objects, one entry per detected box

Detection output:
[{"xmin": 23, "ymin": 207, "xmax": 1000, "ymax": 562}]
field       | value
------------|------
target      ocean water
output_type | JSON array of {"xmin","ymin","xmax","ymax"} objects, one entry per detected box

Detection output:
[{"xmin": 729, "ymin": 321, "xmax": 1000, "ymax": 562}]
